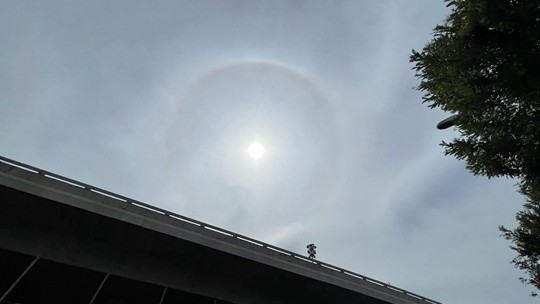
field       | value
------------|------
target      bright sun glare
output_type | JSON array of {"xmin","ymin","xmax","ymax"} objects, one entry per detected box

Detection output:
[{"xmin": 248, "ymin": 142, "xmax": 265, "ymax": 160}]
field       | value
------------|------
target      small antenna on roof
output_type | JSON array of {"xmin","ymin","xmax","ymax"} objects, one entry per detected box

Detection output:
[{"xmin": 307, "ymin": 243, "xmax": 316, "ymax": 259}]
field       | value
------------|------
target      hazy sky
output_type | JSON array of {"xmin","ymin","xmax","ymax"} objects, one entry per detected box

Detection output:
[{"xmin": 0, "ymin": 1, "xmax": 535, "ymax": 303}]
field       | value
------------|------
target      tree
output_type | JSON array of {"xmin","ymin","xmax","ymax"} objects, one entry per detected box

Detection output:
[{"xmin": 410, "ymin": 0, "xmax": 540, "ymax": 296}]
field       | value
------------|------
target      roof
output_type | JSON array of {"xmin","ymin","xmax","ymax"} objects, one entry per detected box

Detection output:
[{"xmin": 0, "ymin": 155, "xmax": 441, "ymax": 304}]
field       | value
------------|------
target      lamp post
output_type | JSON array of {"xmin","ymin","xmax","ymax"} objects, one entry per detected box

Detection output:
[{"xmin": 436, "ymin": 114, "xmax": 458, "ymax": 130}]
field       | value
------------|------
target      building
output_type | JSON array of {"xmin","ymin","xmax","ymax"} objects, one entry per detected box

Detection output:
[{"xmin": 0, "ymin": 156, "xmax": 440, "ymax": 304}]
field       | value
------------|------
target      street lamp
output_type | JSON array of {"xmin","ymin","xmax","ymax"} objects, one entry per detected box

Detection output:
[{"xmin": 437, "ymin": 114, "xmax": 458, "ymax": 130}]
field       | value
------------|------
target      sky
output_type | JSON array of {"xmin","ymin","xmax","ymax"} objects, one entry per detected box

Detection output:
[{"xmin": 0, "ymin": 1, "xmax": 536, "ymax": 303}]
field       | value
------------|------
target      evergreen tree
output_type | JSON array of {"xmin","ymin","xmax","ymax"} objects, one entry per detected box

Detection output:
[{"xmin": 410, "ymin": 0, "xmax": 540, "ymax": 296}]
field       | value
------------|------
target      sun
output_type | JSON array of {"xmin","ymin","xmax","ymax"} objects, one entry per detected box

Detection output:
[{"xmin": 248, "ymin": 142, "xmax": 265, "ymax": 160}]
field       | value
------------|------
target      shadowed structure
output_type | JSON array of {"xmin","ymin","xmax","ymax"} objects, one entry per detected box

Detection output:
[{"xmin": 0, "ymin": 156, "xmax": 440, "ymax": 304}]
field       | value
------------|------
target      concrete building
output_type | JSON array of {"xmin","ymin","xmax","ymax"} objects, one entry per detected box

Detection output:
[{"xmin": 0, "ymin": 156, "xmax": 441, "ymax": 304}]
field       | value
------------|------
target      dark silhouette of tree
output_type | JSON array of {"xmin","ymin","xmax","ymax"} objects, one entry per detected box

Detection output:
[{"xmin": 410, "ymin": 0, "xmax": 540, "ymax": 296}]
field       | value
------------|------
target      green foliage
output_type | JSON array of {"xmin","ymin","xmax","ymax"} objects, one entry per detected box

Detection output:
[
  {"xmin": 500, "ymin": 183, "xmax": 540, "ymax": 297},
  {"xmin": 411, "ymin": 0, "xmax": 540, "ymax": 296}
]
